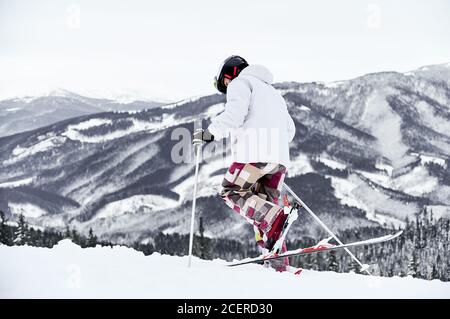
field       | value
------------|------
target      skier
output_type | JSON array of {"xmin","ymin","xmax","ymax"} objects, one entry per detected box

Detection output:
[{"xmin": 193, "ymin": 55, "xmax": 297, "ymax": 272}]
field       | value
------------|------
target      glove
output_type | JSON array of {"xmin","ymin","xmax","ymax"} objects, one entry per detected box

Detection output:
[{"xmin": 193, "ymin": 129, "xmax": 214, "ymax": 144}]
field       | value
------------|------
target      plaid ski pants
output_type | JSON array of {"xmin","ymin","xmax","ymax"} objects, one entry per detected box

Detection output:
[{"xmin": 220, "ymin": 162, "xmax": 287, "ymax": 240}]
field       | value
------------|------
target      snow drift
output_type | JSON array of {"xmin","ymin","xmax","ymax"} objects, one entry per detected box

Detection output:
[{"xmin": 0, "ymin": 240, "xmax": 449, "ymax": 299}]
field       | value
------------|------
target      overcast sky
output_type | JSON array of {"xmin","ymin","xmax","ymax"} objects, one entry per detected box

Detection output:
[{"xmin": 1, "ymin": 0, "xmax": 449, "ymax": 101}]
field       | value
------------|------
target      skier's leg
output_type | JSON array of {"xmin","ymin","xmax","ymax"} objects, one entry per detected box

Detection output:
[
  {"xmin": 257, "ymin": 166, "xmax": 291, "ymax": 272},
  {"xmin": 257, "ymin": 166, "xmax": 289, "ymax": 248},
  {"xmin": 220, "ymin": 162, "xmax": 285, "ymax": 234},
  {"xmin": 255, "ymin": 166, "xmax": 286, "ymax": 205}
]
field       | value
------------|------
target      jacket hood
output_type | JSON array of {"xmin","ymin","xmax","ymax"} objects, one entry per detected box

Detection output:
[{"xmin": 239, "ymin": 64, "xmax": 274, "ymax": 84}]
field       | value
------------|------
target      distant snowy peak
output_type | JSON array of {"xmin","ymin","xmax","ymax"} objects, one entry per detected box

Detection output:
[
  {"xmin": 278, "ymin": 62, "xmax": 450, "ymax": 91},
  {"xmin": 0, "ymin": 88, "xmax": 171, "ymax": 137},
  {"xmin": 65, "ymin": 88, "xmax": 174, "ymax": 105},
  {"xmin": 0, "ymin": 87, "xmax": 173, "ymax": 105},
  {"xmin": 2, "ymin": 88, "xmax": 81, "ymax": 104},
  {"xmin": 103, "ymin": 91, "xmax": 174, "ymax": 105},
  {"xmin": 46, "ymin": 88, "xmax": 78, "ymax": 98},
  {"xmin": 405, "ymin": 62, "xmax": 450, "ymax": 84}
]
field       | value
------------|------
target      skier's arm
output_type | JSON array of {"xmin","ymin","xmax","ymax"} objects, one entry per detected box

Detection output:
[
  {"xmin": 286, "ymin": 112, "xmax": 296, "ymax": 142},
  {"xmin": 207, "ymin": 79, "xmax": 251, "ymax": 140}
]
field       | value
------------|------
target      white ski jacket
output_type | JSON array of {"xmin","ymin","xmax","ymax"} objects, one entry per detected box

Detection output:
[{"xmin": 208, "ymin": 64, "xmax": 296, "ymax": 168}]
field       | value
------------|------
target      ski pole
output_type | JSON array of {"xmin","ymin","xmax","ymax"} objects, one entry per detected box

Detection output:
[
  {"xmin": 188, "ymin": 138, "xmax": 202, "ymax": 268},
  {"xmin": 282, "ymin": 182, "xmax": 371, "ymax": 275}
]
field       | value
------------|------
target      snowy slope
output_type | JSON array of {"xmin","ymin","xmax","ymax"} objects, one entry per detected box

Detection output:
[{"xmin": 0, "ymin": 240, "xmax": 449, "ymax": 299}]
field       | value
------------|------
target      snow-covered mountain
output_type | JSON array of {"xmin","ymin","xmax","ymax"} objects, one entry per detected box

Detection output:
[
  {"xmin": 0, "ymin": 89, "xmax": 165, "ymax": 137},
  {"xmin": 1, "ymin": 240, "xmax": 448, "ymax": 298},
  {"xmin": 0, "ymin": 63, "xmax": 449, "ymax": 245}
]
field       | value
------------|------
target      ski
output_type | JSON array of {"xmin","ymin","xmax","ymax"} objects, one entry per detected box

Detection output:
[{"xmin": 228, "ymin": 230, "xmax": 403, "ymax": 267}]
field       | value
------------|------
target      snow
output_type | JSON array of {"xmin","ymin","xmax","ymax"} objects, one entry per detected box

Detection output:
[
  {"xmin": 0, "ymin": 177, "xmax": 33, "ymax": 188},
  {"xmin": 0, "ymin": 240, "xmax": 449, "ymax": 298},
  {"xmin": 413, "ymin": 153, "xmax": 447, "ymax": 168},
  {"xmin": 424, "ymin": 205, "xmax": 450, "ymax": 220},
  {"xmin": 332, "ymin": 174, "xmax": 409, "ymax": 227},
  {"xmin": 390, "ymin": 166, "xmax": 438, "ymax": 196},
  {"xmin": 317, "ymin": 156, "xmax": 347, "ymax": 170},
  {"xmin": 365, "ymin": 210, "xmax": 406, "ymax": 229},
  {"xmin": 204, "ymin": 103, "xmax": 225, "ymax": 118},
  {"xmin": 66, "ymin": 118, "xmax": 113, "ymax": 132},
  {"xmin": 375, "ymin": 162, "xmax": 393, "ymax": 176},
  {"xmin": 4, "ymin": 107, "xmax": 21, "ymax": 112},
  {"xmin": 325, "ymin": 80, "xmax": 345, "ymax": 88},
  {"xmin": 75, "ymin": 88, "xmax": 173, "ymax": 104},
  {"xmin": 62, "ymin": 116, "xmax": 176, "ymax": 143},
  {"xmin": 37, "ymin": 132, "xmax": 54, "ymax": 141},
  {"xmin": 62, "ymin": 118, "xmax": 113, "ymax": 142},
  {"xmin": 415, "ymin": 101, "xmax": 450, "ymax": 137},
  {"xmin": 162, "ymin": 96, "xmax": 203, "ymax": 110},
  {"xmin": 349, "ymin": 174, "xmax": 414, "ymax": 226},
  {"xmin": 8, "ymin": 202, "xmax": 47, "ymax": 218},
  {"xmin": 287, "ymin": 154, "xmax": 314, "ymax": 177},
  {"xmin": 95, "ymin": 195, "xmax": 179, "ymax": 219},
  {"xmin": 173, "ymin": 157, "xmax": 226, "ymax": 204},
  {"xmin": 329, "ymin": 175, "xmax": 403, "ymax": 226},
  {"xmin": 4, "ymin": 136, "xmax": 66, "ymax": 164},
  {"xmin": 357, "ymin": 163, "xmax": 438, "ymax": 197},
  {"xmin": 0, "ymin": 87, "xmax": 172, "ymax": 105},
  {"xmin": 299, "ymin": 105, "xmax": 311, "ymax": 111},
  {"xmin": 329, "ymin": 176, "xmax": 367, "ymax": 212},
  {"xmin": 13, "ymin": 137, "xmax": 66, "ymax": 157},
  {"xmin": 46, "ymin": 88, "xmax": 75, "ymax": 98},
  {"xmin": 362, "ymin": 89, "xmax": 409, "ymax": 167},
  {"xmin": 410, "ymin": 63, "xmax": 450, "ymax": 86},
  {"xmin": 358, "ymin": 171, "xmax": 391, "ymax": 188},
  {"xmin": 61, "ymin": 138, "xmax": 160, "ymax": 205}
]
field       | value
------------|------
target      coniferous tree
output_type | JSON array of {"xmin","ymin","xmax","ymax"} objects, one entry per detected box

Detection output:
[
  {"xmin": 64, "ymin": 225, "xmax": 71, "ymax": 238},
  {"xmin": 431, "ymin": 265, "xmax": 439, "ymax": 280},
  {"xmin": 327, "ymin": 251, "xmax": 339, "ymax": 272},
  {"xmin": 28, "ymin": 227, "xmax": 37, "ymax": 246},
  {"xmin": 71, "ymin": 228, "xmax": 80, "ymax": 245},
  {"xmin": 14, "ymin": 213, "xmax": 29, "ymax": 246},
  {"xmin": 315, "ymin": 252, "xmax": 325, "ymax": 271},
  {"xmin": 87, "ymin": 228, "xmax": 98, "ymax": 247},
  {"xmin": 349, "ymin": 258, "xmax": 361, "ymax": 274},
  {"xmin": 0, "ymin": 210, "xmax": 11, "ymax": 245},
  {"xmin": 198, "ymin": 217, "xmax": 211, "ymax": 259},
  {"xmin": 34, "ymin": 229, "xmax": 44, "ymax": 247},
  {"xmin": 407, "ymin": 251, "xmax": 418, "ymax": 277}
]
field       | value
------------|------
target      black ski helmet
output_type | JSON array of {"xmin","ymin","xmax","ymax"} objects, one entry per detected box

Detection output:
[{"xmin": 214, "ymin": 55, "xmax": 249, "ymax": 94}]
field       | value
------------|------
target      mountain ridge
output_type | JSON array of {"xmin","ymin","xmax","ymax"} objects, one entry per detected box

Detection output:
[{"xmin": 1, "ymin": 63, "xmax": 449, "ymax": 244}]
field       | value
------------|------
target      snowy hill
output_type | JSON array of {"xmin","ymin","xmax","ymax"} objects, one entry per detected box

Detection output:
[
  {"xmin": 0, "ymin": 89, "xmax": 165, "ymax": 137},
  {"xmin": 0, "ymin": 63, "xmax": 450, "ymax": 245},
  {"xmin": 0, "ymin": 240, "xmax": 448, "ymax": 298}
]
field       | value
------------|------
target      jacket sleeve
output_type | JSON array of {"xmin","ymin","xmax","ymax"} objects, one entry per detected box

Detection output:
[
  {"xmin": 207, "ymin": 79, "xmax": 251, "ymax": 140},
  {"xmin": 286, "ymin": 112, "xmax": 296, "ymax": 142}
]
